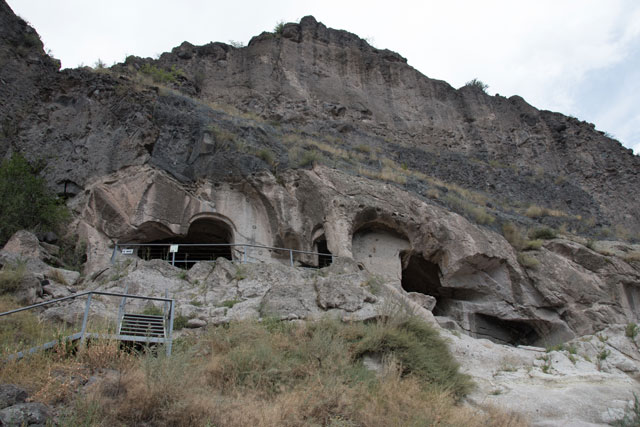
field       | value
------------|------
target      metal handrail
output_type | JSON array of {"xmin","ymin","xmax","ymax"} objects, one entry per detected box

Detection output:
[
  {"xmin": 112, "ymin": 242, "xmax": 336, "ymax": 267},
  {"xmin": 0, "ymin": 290, "xmax": 175, "ymax": 357}
]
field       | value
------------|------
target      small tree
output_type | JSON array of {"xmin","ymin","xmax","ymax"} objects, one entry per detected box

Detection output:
[
  {"xmin": 0, "ymin": 154, "xmax": 68, "ymax": 245},
  {"xmin": 465, "ymin": 78, "xmax": 489, "ymax": 92},
  {"xmin": 273, "ymin": 21, "xmax": 285, "ymax": 35}
]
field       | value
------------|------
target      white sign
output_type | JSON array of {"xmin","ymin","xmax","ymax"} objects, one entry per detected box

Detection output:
[
  {"xmin": 169, "ymin": 245, "xmax": 179, "ymax": 253},
  {"xmin": 121, "ymin": 248, "xmax": 134, "ymax": 255}
]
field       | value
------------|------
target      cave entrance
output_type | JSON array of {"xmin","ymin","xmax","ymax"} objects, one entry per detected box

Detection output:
[
  {"xmin": 314, "ymin": 237, "xmax": 333, "ymax": 268},
  {"xmin": 140, "ymin": 218, "xmax": 233, "ymax": 269},
  {"xmin": 400, "ymin": 252, "xmax": 447, "ymax": 314},
  {"xmin": 471, "ymin": 314, "xmax": 541, "ymax": 346}
]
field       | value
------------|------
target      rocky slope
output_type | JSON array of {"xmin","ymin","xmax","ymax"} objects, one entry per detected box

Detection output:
[
  {"xmin": 1, "ymin": 2, "xmax": 639, "ymax": 238},
  {"xmin": 2, "ymin": 0, "xmax": 640, "ymax": 424},
  {"xmin": 2, "ymin": 230, "xmax": 640, "ymax": 426}
]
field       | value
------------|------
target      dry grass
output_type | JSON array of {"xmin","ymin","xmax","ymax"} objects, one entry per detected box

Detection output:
[
  {"xmin": 517, "ymin": 253, "xmax": 540, "ymax": 269},
  {"xmin": 47, "ymin": 268, "xmax": 69, "ymax": 286},
  {"xmin": 623, "ymin": 252, "xmax": 640, "ymax": 264},
  {"xmin": 0, "ymin": 296, "xmax": 78, "ymax": 354},
  {"xmin": 524, "ymin": 205, "xmax": 569, "ymax": 219},
  {"xmin": 502, "ymin": 222, "xmax": 525, "ymax": 250},
  {"xmin": 0, "ymin": 316, "xmax": 527, "ymax": 427},
  {"xmin": 0, "ymin": 260, "xmax": 27, "ymax": 294}
]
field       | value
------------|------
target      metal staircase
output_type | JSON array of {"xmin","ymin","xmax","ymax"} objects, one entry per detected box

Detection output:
[
  {"xmin": 118, "ymin": 313, "xmax": 166, "ymax": 340},
  {"xmin": 0, "ymin": 289, "xmax": 175, "ymax": 360}
]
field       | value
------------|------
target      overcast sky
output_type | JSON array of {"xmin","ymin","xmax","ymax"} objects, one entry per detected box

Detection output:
[{"xmin": 8, "ymin": 0, "xmax": 640, "ymax": 155}]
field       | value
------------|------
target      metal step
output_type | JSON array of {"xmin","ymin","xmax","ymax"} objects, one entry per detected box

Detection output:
[{"xmin": 118, "ymin": 313, "xmax": 166, "ymax": 338}]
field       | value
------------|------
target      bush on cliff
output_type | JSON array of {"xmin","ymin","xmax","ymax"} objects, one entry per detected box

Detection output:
[{"xmin": 0, "ymin": 154, "xmax": 68, "ymax": 245}]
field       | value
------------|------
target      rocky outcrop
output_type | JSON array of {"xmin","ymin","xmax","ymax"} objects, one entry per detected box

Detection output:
[
  {"xmin": 0, "ymin": 1, "xmax": 638, "ymax": 237},
  {"xmin": 0, "ymin": 230, "xmax": 80, "ymax": 304},
  {"xmin": 0, "ymin": 384, "xmax": 52, "ymax": 426},
  {"xmin": 27, "ymin": 253, "xmax": 640, "ymax": 427},
  {"xmin": 65, "ymin": 163, "xmax": 640, "ymax": 346},
  {"xmin": 1, "ymin": 1, "xmax": 640, "ymax": 425}
]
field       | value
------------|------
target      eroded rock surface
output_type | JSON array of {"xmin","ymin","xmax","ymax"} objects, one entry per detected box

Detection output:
[{"xmin": 69, "ymin": 165, "xmax": 640, "ymax": 346}]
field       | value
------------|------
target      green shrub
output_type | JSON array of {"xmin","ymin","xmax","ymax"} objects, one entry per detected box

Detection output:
[
  {"xmin": 517, "ymin": 253, "xmax": 540, "ymax": 269},
  {"xmin": 139, "ymin": 64, "xmax": 183, "ymax": 84},
  {"xmin": 220, "ymin": 299, "xmax": 242, "ymax": 309},
  {"xmin": 142, "ymin": 305, "xmax": 163, "ymax": 316},
  {"xmin": 273, "ymin": 21, "xmax": 285, "ymax": 35},
  {"xmin": 523, "ymin": 239, "xmax": 543, "ymax": 251},
  {"xmin": 173, "ymin": 314, "xmax": 189, "ymax": 331},
  {"xmin": 352, "ymin": 317, "xmax": 473, "ymax": 399},
  {"xmin": 0, "ymin": 154, "xmax": 69, "ymax": 245},
  {"xmin": 297, "ymin": 149, "xmax": 322, "ymax": 168},
  {"xmin": 529, "ymin": 227, "xmax": 557, "ymax": 240},
  {"xmin": 502, "ymin": 222, "xmax": 525, "ymax": 250},
  {"xmin": 626, "ymin": 323, "xmax": 639, "ymax": 340},
  {"xmin": 465, "ymin": 78, "xmax": 488, "ymax": 92},
  {"xmin": 256, "ymin": 148, "xmax": 275, "ymax": 166}
]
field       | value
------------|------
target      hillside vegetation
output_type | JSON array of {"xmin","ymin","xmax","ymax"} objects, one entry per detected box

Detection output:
[{"xmin": 0, "ymin": 306, "xmax": 524, "ymax": 426}]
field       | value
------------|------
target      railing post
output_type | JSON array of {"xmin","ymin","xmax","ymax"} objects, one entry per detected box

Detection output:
[
  {"xmin": 116, "ymin": 284, "xmax": 129, "ymax": 330},
  {"xmin": 289, "ymin": 249, "xmax": 294, "ymax": 267},
  {"xmin": 110, "ymin": 244, "xmax": 118, "ymax": 264},
  {"xmin": 171, "ymin": 251, "xmax": 175, "ymax": 267},
  {"xmin": 80, "ymin": 293, "xmax": 93, "ymax": 345},
  {"xmin": 243, "ymin": 246, "xmax": 247, "ymax": 264},
  {"xmin": 166, "ymin": 299, "xmax": 175, "ymax": 357},
  {"xmin": 163, "ymin": 289, "xmax": 169, "ymax": 318}
]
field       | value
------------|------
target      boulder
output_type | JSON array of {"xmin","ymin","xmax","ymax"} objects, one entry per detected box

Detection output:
[
  {"xmin": 0, "ymin": 384, "xmax": 27, "ymax": 409},
  {"xmin": 186, "ymin": 318, "xmax": 206, "ymax": 328},
  {"xmin": 0, "ymin": 402, "xmax": 52, "ymax": 426},
  {"xmin": 406, "ymin": 292, "xmax": 436, "ymax": 311},
  {"xmin": 45, "ymin": 267, "xmax": 80, "ymax": 286},
  {"xmin": 315, "ymin": 274, "xmax": 376, "ymax": 312},
  {"xmin": 1, "ymin": 230, "xmax": 42, "ymax": 259},
  {"xmin": 13, "ymin": 274, "xmax": 42, "ymax": 305}
]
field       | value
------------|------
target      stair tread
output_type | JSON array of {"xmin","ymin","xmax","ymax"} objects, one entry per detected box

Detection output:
[{"xmin": 123, "ymin": 313, "xmax": 165, "ymax": 319}]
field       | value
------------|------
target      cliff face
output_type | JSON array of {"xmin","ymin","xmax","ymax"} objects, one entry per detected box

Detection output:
[
  {"xmin": 1, "ymin": 5, "xmax": 639, "ymax": 237},
  {"xmin": 1, "ymin": 0, "xmax": 640, "ymax": 338},
  {"xmin": 3, "ymin": 3, "xmax": 640, "ymax": 424}
]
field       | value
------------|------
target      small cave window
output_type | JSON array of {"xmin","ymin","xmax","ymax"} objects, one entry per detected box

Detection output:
[
  {"xmin": 314, "ymin": 238, "xmax": 333, "ymax": 268},
  {"xmin": 139, "ymin": 218, "xmax": 233, "ymax": 269},
  {"xmin": 472, "ymin": 314, "xmax": 541, "ymax": 346},
  {"xmin": 401, "ymin": 252, "xmax": 446, "ymax": 314}
]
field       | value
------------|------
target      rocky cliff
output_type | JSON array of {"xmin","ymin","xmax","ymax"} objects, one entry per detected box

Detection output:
[{"xmin": 2, "ymin": 1, "xmax": 640, "ymax": 424}]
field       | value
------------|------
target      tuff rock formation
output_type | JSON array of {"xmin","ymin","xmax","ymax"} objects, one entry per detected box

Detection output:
[{"xmin": 1, "ymin": 0, "xmax": 640, "ymax": 424}]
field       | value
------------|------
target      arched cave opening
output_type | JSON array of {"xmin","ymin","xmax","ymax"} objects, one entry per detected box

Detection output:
[
  {"xmin": 471, "ymin": 313, "xmax": 542, "ymax": 346},
  {"xmin": 139, "ymin": 218, "xmax": 233, "ymax": 269}
]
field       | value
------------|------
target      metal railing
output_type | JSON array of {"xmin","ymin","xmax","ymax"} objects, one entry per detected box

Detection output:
[
  {"xmin": 0, "ymin": 290, "xmax": 175, "ymax": 359},
  {"xmin": 111, "ymin": 242, "xmax": 336, "ymax": 268}
]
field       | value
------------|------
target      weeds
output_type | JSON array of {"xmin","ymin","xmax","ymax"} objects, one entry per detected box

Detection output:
[
  {"xmin": 220, "ymin": 299, "xmax": 241, "ymax": 309},
  {"xmin": 139, "ymin": 64, "xmax": 184, "ymax": 84},
  {"xmin": 626, "ymin": 323, "xmax": 639, "ymax": 340},
  {"xmin": 517, "ymin": 253, "xmax": 540, "ymax": 269},
  {"xmin": 0, "ymin": 260, "xmax": 27, "ymax": 294},
  {"xmin": 529, "ymin": 227, "xmax": 557, "ymax": 240},
  {"xmin": 5, "ymin": 314, "xmax": 527, "ymax": 426},
  {"xmin": 256, "ymin": 148, "xmax": 276, "ymax": 167},
  {"xmin": 523, "ymin": 239, "xmax": 543, "ymax": 251},
  {"xmin": 613, "ymin": 393, "xmax": 640, "ymax": 427},
  {"xmin": 234, "ymin": 265, "xmax": 247, "ymax": 281}
]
